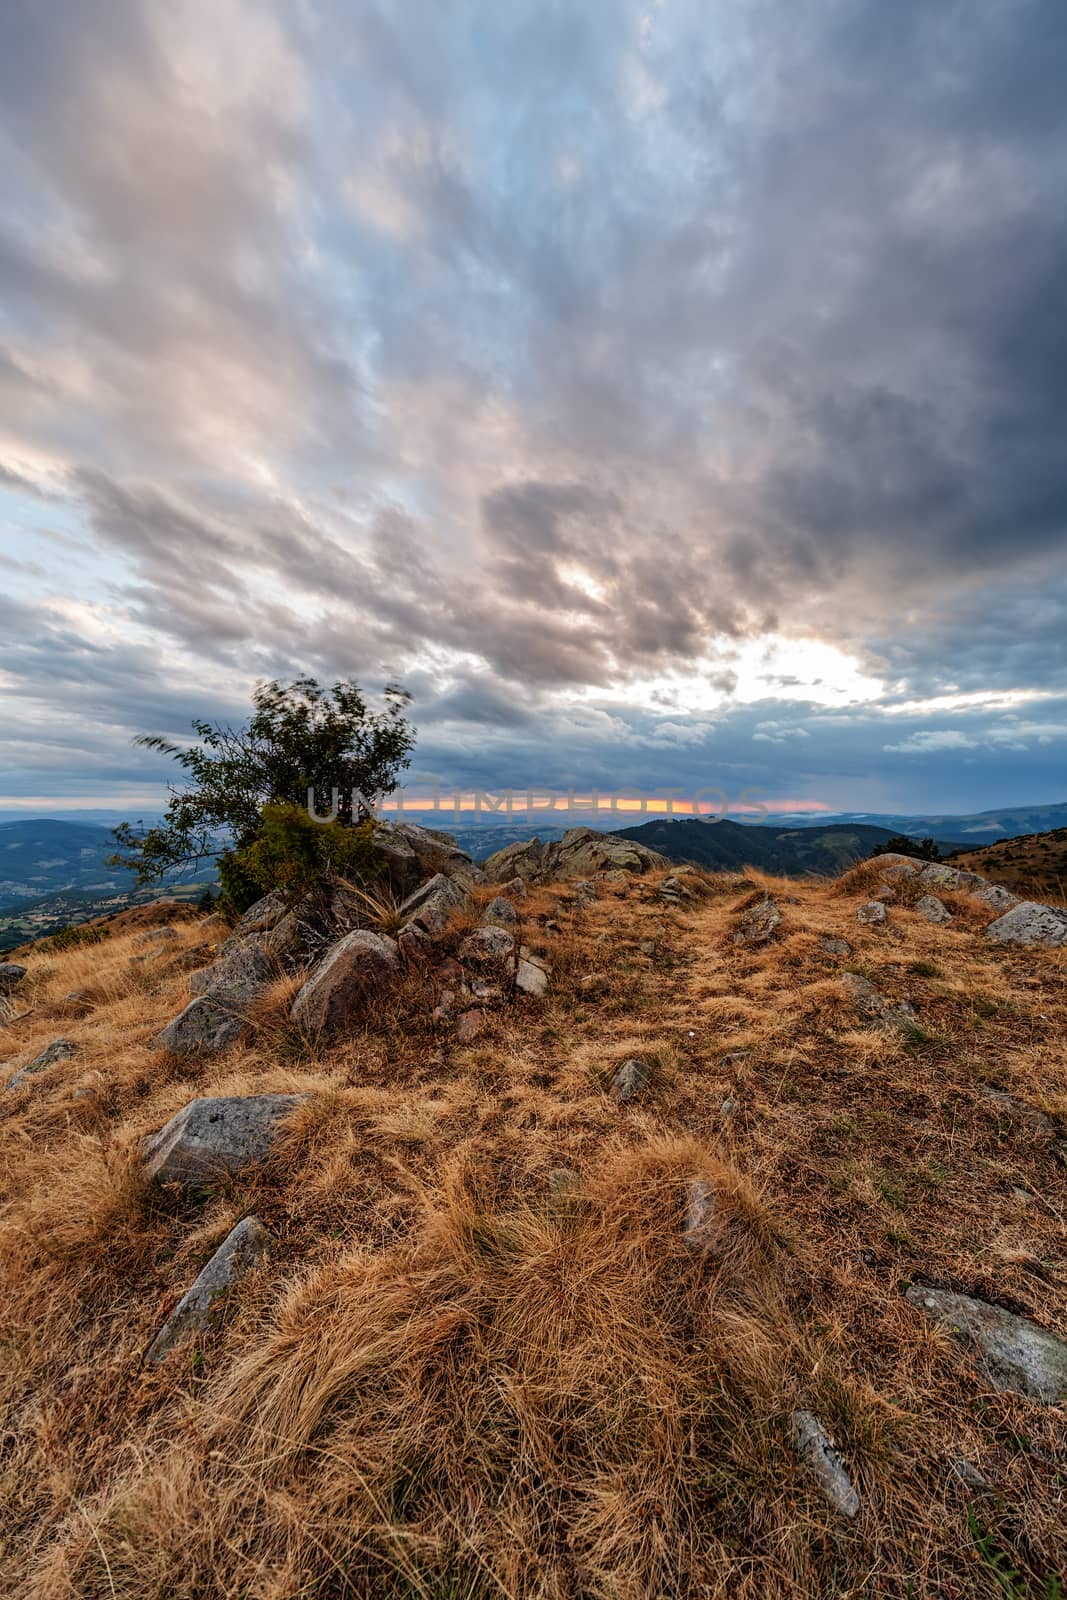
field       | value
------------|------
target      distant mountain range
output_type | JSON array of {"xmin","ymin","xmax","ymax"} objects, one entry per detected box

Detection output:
[{"xmin": 611, "ymin": 817, "xmax": 965, "ymax": 876}]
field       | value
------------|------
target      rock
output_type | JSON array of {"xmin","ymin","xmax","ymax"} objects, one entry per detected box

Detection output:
[
  {"xmin": 157, "ymin": 994, "xmax": 256, "ymax": 1055},
  {"xmin": 951, "ymin": 1458, "xmax": 992, "ymax": 1492},
  {"xmin": 547, "ymin": 1166, "xmax": 580, "ymax": 1195},
  {"xmin": 482, "ymin": 895, "xmax": 520, "ymax": 929},
  {"xmin": 906, "ymin": 1285, "xmax": 1067, "ymax": 1403},
  {"xmin": 856, "ymin": 900, "xmax": 887, "ymax": 925},
  {"xmin": 134, "ymin": 926, "xmax": 180, "ymax": 950},
  {"xmin": 610, "ymin": 1057, "xmax": 651, "ymax": 1102},
  {"xmin": 290, "ymin": 930, "xmax": 399, "ymax": 1033},
  {"xmin": 0, "ymin": 962, "xmax": 27, "ymax": 993},
  {"xmin": 174, "ymin": 942, "xmax": 216, "ymax": 972},
  {"xmin": 601, "ymin": 869, "xmax": 632, "ymax": 890},
  {"xmin": 985, "ymin": 901, "xmax": 1067, "ymax": 949},
  {"xmin": 144, "ymin": 1216, "xmax": 270, "ymax": 1363},
  {"xmin": 719, "ymin": 1095, "xmax": 738, "ymax": 1119},
  {"xmin": 917, "ymin": 863, "xmax": 962, "ymax": 891},
  {"xmin": 260, "ymin": 911, "xmax": 304, "ymax": 960},
  {"xmin": 842, "ymin": 973, "xmax": 916, "ymax": 1032},
  {"xmin": 458, "ymin": 926, "xmax": 515, "ymax": 965},
  {"xmin": 871, "ymin": 855, "xmax": 921, "ymax": 882},
  {"xmin": 515, "ymin": 955, "xmax": 550, "ymax": 996},
  {"xmin": 482, "ymin": 837, "xmax": 549, "ymax": 884},
  {"xmin": 638, "ymin": 939, "xmax": 656, "ymax": 956},
  {"xmin": 5, "ymin": 1037, "xmax": 79, "ymax": 1092},
  {"xmin": 370, "ymin": 820, "xmax": 481, "ymax": 896},
  {"xmin": 734, "ymin": 896, "xmax": 782, "ymax": 946},
  {"xmin": 571, "ymin": 879, "xmax": 598, "ymax": 908},
  {"xmin": 682, "ymin": 1177, "xmax": 719, "ymax": 1252},
  {"xmin": 971, "ymin": 883, "xmax": 1020, "ymax": 912},
  {"xmin": 455, "ymin": 1009, "xmax": 485, "ymax": 1044},
  {"xmin": 229, "ymin": 891, "xmax": 289, "ymax": 940},
  {"xmin": 502, "ymin": 876, "xmax": 527, "ymax": 899},
  {"xmin": 659, "ymin": 875, "xmax": 694, "ymax": 903},
  {"xmin": 915, "ymin": 894, "xmax": 952, "ymax": 925},
  {"xmin": 143, "ymin": 1094, "xmax": 308, "ymax": 1188},
  {"xmin": 468, "ymin": 979, "xmax": 504, "ymax": 1004},
  {"xmin": 553, "ymin": 827, "xmax": 668, "ymax": 879},
  {"xmin": 188, "ymin": 938, "xmax": 274, "ymax": 1000},
  {"xmin": 789, "ymin": 1411, "xmax": 860, "ymax": 1518},
  {"xmin": 820, "ymin": 936, "xmax": 852, "ymax": 957},
  {"xmin": 397, "ymin": 872, "xmax": 472, "ymax": 938}
]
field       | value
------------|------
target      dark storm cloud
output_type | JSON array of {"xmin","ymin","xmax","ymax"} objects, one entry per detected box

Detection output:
[{"xmin": 0, "ymin": 0, "xmax": 1065, "ymax": 808}]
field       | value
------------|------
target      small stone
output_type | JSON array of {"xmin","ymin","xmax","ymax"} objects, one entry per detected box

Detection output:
[
  {"xmin": 143, "ymin": 1095, "xmax": 308, "ymax": 1189},
  {"xmin": 547, "ymin": 1166, "xmax": 579, "ymax": 1193},
  {"xmin": 906, "ymin": 1285, "xmax": 1067, "ymax": 1404},
  {"xmin": 5, "ymin": 1036, "xmax": 79, "ymax": 1092},
  {"xmin": 682, "ymin": 1177, "xmax": 720, "ymax": 1253},
  {"xmin": 455, "ymin": 1009, "xmax": 485, "ymax": 1044},
  {"xmin": 820, "ymin": 936, "xmax": 852, "ymax": 957},
  {"xmin": 610, "ymin": 1057, "xmax": 651, "ymax": 1102},
  {"xmin": 720, "ymin": 1096, "xmax": 738, "ymax": 1119},
  {"xmin": 789, "ymin": 1411, "xmax": 860, "ymax": 1518},
  {"xmin": 734, "ymin": 896, "xmax": 782, "ymax": 946},
  {"xmin": 144, "ymin": 1216, "xmax": 270, "ymax": 1363},
  {"xmin": 951, "ymin": 1458, "xmax": 991, "ymax": 1492},
  {"xmin": 638, "ymin": 939, "xmax": 656, "ymax": 956},
  {"xmin": 189, "ymin": 938, "xmax": 274, "ymax": 999},
  {"xmin": 857, "ymin": 900, "xmax": 887, "ymax": 925},
  {"xmin": 502, "ymin": 876, "xmax": 528, "ymax": 899}
]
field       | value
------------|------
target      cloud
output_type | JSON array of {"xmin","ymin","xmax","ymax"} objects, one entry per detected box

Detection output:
[{"xmin": 1, "ymin": 0, "xmax": 1066, "ymax": 811}]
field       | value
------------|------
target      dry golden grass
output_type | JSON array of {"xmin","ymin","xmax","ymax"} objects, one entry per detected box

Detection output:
[{"xmin": 1, "ymin": 868, "xmax": 1065, "ymax": 1598}]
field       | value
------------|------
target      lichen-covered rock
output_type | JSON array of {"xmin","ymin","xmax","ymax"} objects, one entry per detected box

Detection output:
[
  {"xmin": 5, "ymin": 1037, "xmax": 79, "ymax": 1092},
  {"xmin": 733, "ymin": 896, "xmax": 782, "ymax": 946},
  {"xmin": 866, "ymin": 853, "xmax": 920, "ymax": 878},
  {"xmin": 458, "ymin": 926, "xmax": 515, "ymax": 965},
  {"xmin": 610, "ymin": 1058, "xmax": 650, "ymax": 1103},
  {"xmin": 820, "ymin": 936, "xmax": 852, "ymax": 957},
  {"xmin": 0, "ymin": 962, "xmax": 27, "ymax": 993},
  {"xmin": 229, "ymin": 891, "xmax": 289, "ymax": 940},
  {"xmin": 157, "ymin": 994, "xmax": 254, "ymax": 1055},
  {"xmin": 188, "ymin": 938, "xmax": 274, "ymax": 999},
  {"xmin": 552, "ymin": 827, "xmax": 668, "ymax": 879},
  {"xmin": 856, "ymin": 900, "xmax": 887, "ymax": 925},
  {"xmin": 985, "ymin": 901, "xmax": 1067, "ymax": 948},
  {"xmin": 145, "ymin": 1215, "xmax": 271, "ymax": 1363},
  {"xmin": 370, "ymin": 820, "xmax": 480, "ymax": 896},
  {"xmin": 906, "ymin": 1285, "xmax": 1067, "ymax": 1403},
  {"xmin": 482, "ymin": 895, "xmax": 520, "ymax": 928},
  {"xmin": 143, "ymin": 1095, "xmax": 307, "ymax": 1188},
  {"xmin": 915, "ymin": 894, "xmax": 952, "ymax": 925},
  {"xmin": 482, "ymin": 837, "xmax": 549, "ymax": 884},
  {"xmin": 455, "ymin": 1009, "xmax": 485, "ymax": 1044},
  {"xmin": 290, "ymin": 930, "xmax": 399, "ymax": 1033},
  {"xmin": 789, "ymin": 1411, "xmax": 860, "ymax": 1518},
  {"xmin": 918, "ymin": 863, "xmax": 962, "ymax": 891},
  {"xmin": 397, "ymin": 872, "xmax": 472, "ymax": 938}
]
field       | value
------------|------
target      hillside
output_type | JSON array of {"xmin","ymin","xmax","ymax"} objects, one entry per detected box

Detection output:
[
  {"xmin": 1, "ymin": 828, "xmax": 1065, "ymax": 1597},
  {"xmin": 612, "ymin": 816, "xmax": 964, "ymax": 876},
  {"xmin": 950, "ymin": 828, "xmax": 1067, "ymax": 904}
]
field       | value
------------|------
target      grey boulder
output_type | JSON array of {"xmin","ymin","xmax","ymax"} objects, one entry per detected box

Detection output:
[
  {"xmin": 906, "ymin": 1285, "xmax": 1067, "ymax": 1403},
  {"xmin": 915, "ymin": 894, "xmax": 952, "ymax": 925},
  {"xmin": 144, "ymin": 1094, "xmax": 308, "ymax": 1188},
  {"xmin": 145, "ymin": 1215, "xmax": 271, "ymax": 1363},
  {"xmin": 458, "ymin": 925, "xmax": 516, "ymax": 966},
  {"xmin": 290, "ymin": 929, "xmax": 400, "ymax": 1033},
  {"xmin": 610, "ymin": 1057, "xmax": 651, "ymax": 1103},
  {"xmin": 482, "ymin": 895, "xmax": 520, "ymax": 928},
  {"xmin": 0, "ymin": 962, "xmax": 27, "ymax": 993},
  {"xmin": 985, "ymin": 901, "xmax": 1067, "ymax": 949},
  {"xmin": 397, "ymin": 872, "xmax": 472, "ymax": 939},
  {"xmin": 856, "ymin": 900, "xmax": 888, "ymax": 925}
]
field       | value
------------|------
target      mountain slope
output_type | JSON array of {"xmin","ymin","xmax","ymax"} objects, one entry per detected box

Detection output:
[
  {"xmin": 1, "ymin": 857, "xmax": 1064, "ymax": 1595},
  {"xmin": 612, "ymin": 816, "xmax": 962, "ymax": 875},
  {"xmin": 949, "ymin": 827, "xmax": 1067, "ymax": 903}
]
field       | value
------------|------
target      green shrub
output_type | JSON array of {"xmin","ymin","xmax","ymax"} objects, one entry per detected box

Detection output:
[{"xmin": 230, "ymin": 803, "xmax": 382, "ymax": 910}]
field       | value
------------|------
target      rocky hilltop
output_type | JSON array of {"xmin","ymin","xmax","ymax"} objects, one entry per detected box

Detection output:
[{"xmin": 1, "ymin": 824, "xmax": 1065, "ymax": 1597}]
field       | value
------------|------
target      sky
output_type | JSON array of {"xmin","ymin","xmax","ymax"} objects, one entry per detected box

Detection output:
[{"xmin": 1, "ymin": 0, "xmax": 1065, "ymax": 821}]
